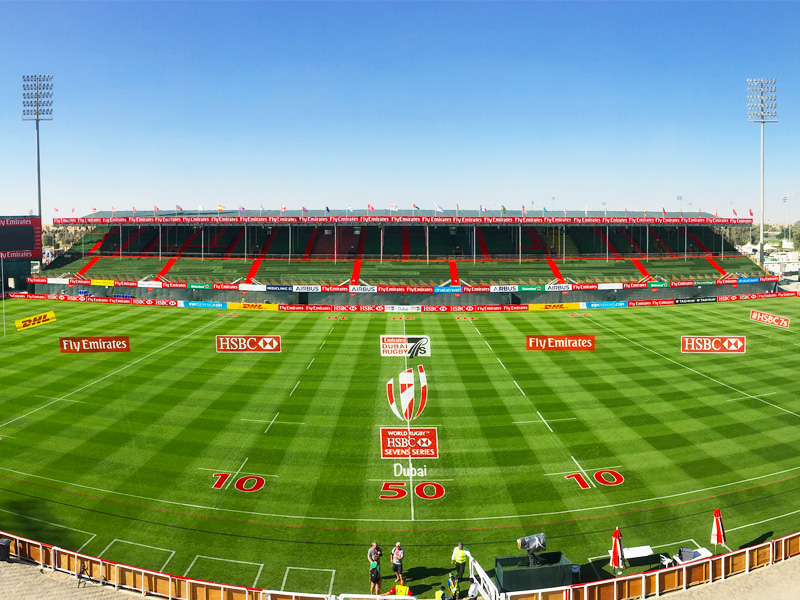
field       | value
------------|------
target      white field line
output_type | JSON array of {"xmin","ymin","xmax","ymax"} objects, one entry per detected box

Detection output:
[
  {"xmin": 307, "ymin": 358, "xmax": 315, "ymax": 369},
  {"xmin": 6, "ymin": 460, "xmax": 800, "ymax": 523},
  {"xmin": 402, "ymin": 318, "xmax": 413, "ymax": 522},
  {"xmin": 366, "ymin": 478, "xmax": 455, "ymax": 482},
  {"xmin": 484, "ymin": 340, "xmax": 493, "ymax": 351},
  {"xmin": 536, "ymin": 411, "xmax": 554, "ymax": 433},
  {"xmin": 225, "ymin": 458, "xmax": 249, "ymax": 490},
  {"xmin": 185, "ymin": 555, "xmax": 264, "ymax": 587},
  {"xmin": 34, "ymin": 395, "xmax": 83, "ymax": 403},
  {"xmin": 319, "ymin": 341, "xmax": 326, "ymax": 349},
  {"xmin": 571, "ymin": 456, "xmax": 597, "ymax": 488},
  {"xmin": 289, "ymin": 381, "xmax": 300, "ymax": 396},
  {"xmin": 728, "ymin": 392, "xmax": 777, "ymax": 402},
  {"xmin": 241, "ymin": 418, "xmax": 305, "ymax": 426},
  {"xmin": 513, "ymin": 381, "xmax": 526, "ymax": 396},
  {"xmin": 497, "ymin": 357, "xmax": 506, "ymax": 369},
  {"xmin": 515, "ymin": 418, "xmax": 576, "ymax": 424},
  {"xmin": 728, "ymin": 507, "xmax": 800, "ymax": 532},
  {"xmin": 0, "ymin": 319, "xmax": 217, "ymax": 430},
  {"xmin": 591, "ymin": 319, "xmax": 800, "ymax": 419},
  {"xmin": 329, "ymin": 327, "xmax": 334, "ymax": 334},
  {"xmin": 97, "ymin": 539, "xmax": 176, "ymax": 572},
  {"xmin": 197, "ymin": 467, "xmax": 277, "ymax": 478},
  {"xmin": 474, "ymin": 327, "xmax": 482, "ymax": 336},
  {"xmin": 545, "ymin": 465, "xmax": 622, "ymax": 476},
  {"xmin": 0, "ymin": 508, "xmax": 96, "ymax": 553},
  {"xmin": 264, "ymin": 414, "xmax": 279, "ymax": 434},
  {"xmin": 281, "ymin": 567, "xmax": 336, "ymax": 594}
]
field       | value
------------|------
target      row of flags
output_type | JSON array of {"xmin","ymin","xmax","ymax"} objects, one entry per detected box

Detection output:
[{"xmin": 52, "ymin": 205, "xmax": 757, "ymax": 217}]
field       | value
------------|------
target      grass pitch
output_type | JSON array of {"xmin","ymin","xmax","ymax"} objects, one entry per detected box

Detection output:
[{"xmin": 1, "ymin": 298, "xmax": 799, "ymax": 594}]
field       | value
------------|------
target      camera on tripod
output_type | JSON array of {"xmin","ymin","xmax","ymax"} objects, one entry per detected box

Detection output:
[{"xmin": 517, "ymin": 533, "xmax": 546, "ymax": 566}]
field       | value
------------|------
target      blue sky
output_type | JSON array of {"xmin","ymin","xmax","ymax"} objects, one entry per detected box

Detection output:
[{"xmin": 0, "ymin": 1, "xmax": 798, "ymax": 223}]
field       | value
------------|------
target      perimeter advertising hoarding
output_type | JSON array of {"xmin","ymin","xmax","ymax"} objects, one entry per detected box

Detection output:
[{"xmin": 0, "ymin": 217, "xmax": 42, "ymax": 259}]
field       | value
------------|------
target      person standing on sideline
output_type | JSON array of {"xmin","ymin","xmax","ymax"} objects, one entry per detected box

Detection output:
[
  {"xmin": 451, "ymin": 542, "xmax": 468, "ymax": 580},
  {"xmin": 446, "ymin": 572, "xmax": 459, "ymax": 600},
  {"xmin": 467, "ymin": 577, "xmax": 479, "ymax": 600},
  {"xmin": 369, "ymin": 542, "xmax": 383, "ymax": 564},
  {"xmin": 369, "ymin": 560, "xmax": 382, "ymax": 595},
  {"xmin": 391, "ymin": 542, "xmax": 405, "ymax": 582},
  {"xmin": 381, "ymin": 576, "xmax": 412, "ymax": 596},
  {"xmin": 435, "ymin": 586, "xmax": 446, "ymax": 600}
]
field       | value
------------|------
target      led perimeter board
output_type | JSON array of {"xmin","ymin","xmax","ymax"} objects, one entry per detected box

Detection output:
[{"xmin": 0, "ymin": 217, "xmax": 42, "ymax": 259}]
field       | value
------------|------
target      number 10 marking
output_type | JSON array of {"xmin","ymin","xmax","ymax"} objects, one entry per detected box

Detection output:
[{"xmin": 565, "ymin": 469, "xmax": 624, "ymax": 489}]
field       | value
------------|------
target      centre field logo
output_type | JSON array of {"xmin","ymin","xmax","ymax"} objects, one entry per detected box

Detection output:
[
  {"xmin": 386, "ymin": 365, "xmax": 428, "ymax": 421},
  {"xmin": 380, "ymin": 335, "xmax": 431, "ymax": 357}
]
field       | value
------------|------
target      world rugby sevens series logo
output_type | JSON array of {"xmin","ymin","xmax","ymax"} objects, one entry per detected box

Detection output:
[{"xmin": 386, "ymin": 365, "xmax": 428, "ymax": 422}]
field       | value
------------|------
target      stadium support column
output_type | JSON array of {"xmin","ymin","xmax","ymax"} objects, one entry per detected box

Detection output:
[
  {"xmin": 201, "ymin": 226, "xmax": 204, "ymax": 262},
  {"xmin": 748, "ymin": 78, "xmax": 777, "ymax": 267},
  {"xmin": 159, "ymin": 225, "xmax": 162, "ymax": 261},
  {"xmin": 334, "ymin": 225, "xmax": 337, "ymax": 264},
  {"xmin": 288, "ymin": 224, "xmax": 292, "ymax": 264},
  {"xmin": 380, "ymin": 225, "xmax": 384, "ymax": 264},
  {"xmin": 119, "ymin": 226, "xmax": 122, "ymax": 261},
  {"xmin": 606, "ymin": 225, "xmax": 609, "ymax": 263},
  {"xmin": 1, "ymin": 253, "xmax": 5, "ymax": 337},
  {"xmin": 426, "ymin": 225, "xmax": 429, "ymax": 265},
  {"xmin": 646, "ymin": 226, "xmax": 649, "ymax": 262},
  {"xmin": 685, "ymin": 225, "xmax": 687, "ymax": 262},
  {"xmin": 473, "ymin": 225, "xmax": 476, "ymax": 264},
  {"xmin": 518, "ymin": 224, "xmax": 522, "ymax": 264},
  {"xmin": 244, "ymin": 225, "xmax": 247, "ymax": 262}
]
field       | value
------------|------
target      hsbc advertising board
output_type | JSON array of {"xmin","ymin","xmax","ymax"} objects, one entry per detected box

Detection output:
[
  {"xmin": 216, "ymin": 335, "xmax": 281, "ymax": 353},
  {"xmin": 750, "ymin": 310, "xmax": 790, "ymax": 329},
  {"xmin": 380, "ymin": 427, "xmax": 439, "ymax": 459},
  {"xmin": 680, "ymin": 336, "xmax": 746, "ymax": 353},
  {"xmin": 380, "ymin": 335, "xmax": 431, "ymax": 357}
]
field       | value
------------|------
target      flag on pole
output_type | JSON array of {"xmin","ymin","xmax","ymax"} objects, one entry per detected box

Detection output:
[
  {"xmin": 644, "ymin": 209, "xmax": 647, "ymax": 217},
  {"xmin": 390, "ymin": 204, "xmax": 398, "ymax": 211},
  {"xmin": 624, "ymin": 208, "xmax": 627, "ymax": 217},
  {"xmin": 302, "ymin": 206, "xmax": 308, "ymax": 214},
  {"xmin": 368, "ymin": 204, "xmax": 375, "ymax": 212},
  {"xmin": 325, "ymin": 205, "xmax": 330, "ymax": 213},
  {"xmin": 112, "ymin": 206, "xmax": 116, "ymax": 214},
  {"xmin": 563, "ymin": 207, "xmax": 567, "ymax": 217},
  {"xmin": 479, "ymin": 204, "xmax": 487, "ymax": 212},
  {"xmin": 610, "ymin": 527, "xmax": 625, "ymax": 571},
  {"xmin": 501, "ymin": 205, "xmax": 507, "ymax": 215},
  {"xmin": 699, "ymin": 208, "xmax": 702, "ymax": 217},
  {"xmin": 732, "ymin": 208, "xmax": 738, "ymax": 216},
  {"xmin": 456, "ymin": 203, "xmax": 460, "ymax": 211},
  {"xmin": 132, "ymin": 206, "xmax": 137, "ymax": 215},
  {"xmin": 434, "ymin": 204, "xmax": 443, "ymax": 213},
  {"xmin": 239, "ymin": 205, "xmax": 245, "ymax": 212},
  {"xmin": 715, "ymin": 208, "xmax": 718, "ymax": 217},
  {"xmin": 176, "ymin": 205, "xmax": 183, "ymax": 211},
  {"xmin": 542, "ymin": 206, "xmax": 547, "ymax": 214},
  {"xmin": 749, "ymin": 208, "xmax": 753, "ymax": 217},
  {"xmin": 198, "ymin": 205, "xmax": 204, "ymax": 212},
  {"xmin": 411, "ymin": 203, "xmax": 418, "ymax": 211},
  {"xmin": 346, "ymin": 204, "xmax": 353, "ymax": 212},
  {"xmin": 53, "ymin": 207, "xmax": 59, "ymax": 213},
  {"xmin": 710, "ymin": 508, "xmax": 726, "ymax": 548},
  {"xmin": 584, "ymin": 205, "xmax": 588, "ymax": 217},
  {"xmin": 217, "ymin": 205, "xmax": 224, "ymax": 212},
  {"xmin": 680, "ymin": 208, "xmax": 683, "ymax": 217},
  {"xmin": 280, "ymin": 204, "xmax": 287, "ymax": 213},
  {"xmin": 154, "ymin": 206, "xmax": 160, "ymax": 213},
  {"xmin": 522, "ymin": 205, "xmax": 527, "ymax": 215},
  {"xmin": 662, "ymin": 208, "xmax": 667, "ymax": 217},
  {"xmin": 91, "ymin": 207, "xmax": 97, "ymax": 213}
]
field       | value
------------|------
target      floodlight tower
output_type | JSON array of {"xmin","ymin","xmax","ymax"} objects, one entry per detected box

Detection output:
[
  {"xmin": 747, "ymin": 78, "xmax": 777, "ymax": 267},
  {"xmin": 22, "ymin": 75, "xmax": 54, "ymax": 220}
]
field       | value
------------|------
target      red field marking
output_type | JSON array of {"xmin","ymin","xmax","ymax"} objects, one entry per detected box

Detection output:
[
  {"xmin": 706, "ymin": 256, "xmax": 728, "ymax": 277},
  {"xmin": 350, "ymin": 259, "xmax": 362, "ymax": 286},
  {"xmin": 157, "ymin": 228, "xmax": 201, "ymax": 278},
  {"xmin": 687, "ymin": 231, "xmax": 711, "ymax": 254},
  {"xmin": 546, "ymin": 259, "xmax": 566, "ymax": 283},
  {"xmin": 379, "ymin": 482, "xmax": 407, "ymax": 500},
  {"xmin": 5, "ymin": 469, "xmax": 800, "ymax": 532},
  {"xmin": 76, "ymin": 256, "xmax": 100, "ymax": 277},
  {"xmin": 630, "ymin": 259, "xmax": 652, "ymax": 280},
  {"xmin": 449, "ymin": 260, "xmax": 459, "ymax": 285},
  {"xmin": 356, "ymin": 226, "xmax": 367, "ymax": 259},
  {"xmin": 379, "ymin": 481, "xmax": 445, "ymax": 500},
  {"xmin": 302, "ymin": 228, "xmax": 318, "ymax": 259},
  {"xmin": 474, "ymin": 227, "xmax": 490, "ymax": 257},
  {"xmin": 618, "ymin": 227, "xmax": 644, "ymax": 255},
  {"xmin": 156, "ymin": 258, "xmax": 177, "ymax": 281}
]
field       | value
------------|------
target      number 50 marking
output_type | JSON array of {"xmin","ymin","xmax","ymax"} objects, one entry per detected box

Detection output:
[
  {"xmin": 379, "ymin": 481, "xmax": 446, "ymax": 500},
  {"xmin": 565, "ymin": 469, "xmax": 624, "ymax": 489}
]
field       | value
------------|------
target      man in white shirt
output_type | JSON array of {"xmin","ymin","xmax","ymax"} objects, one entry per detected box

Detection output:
[
  {"xmin": 391, "ymin": 542, "xmax": 405, "ymax": 582},
  {"xmin": 467, "ymin": 577, "xmax": 479, "ymax": 600}
]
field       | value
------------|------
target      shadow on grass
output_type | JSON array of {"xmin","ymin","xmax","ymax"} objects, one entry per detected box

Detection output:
[{"xmin": 738, "ymin": 531, "xmax": 773, "ymax": 550}]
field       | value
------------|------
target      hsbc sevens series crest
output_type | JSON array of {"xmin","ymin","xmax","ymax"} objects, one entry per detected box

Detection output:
[{"xmin": 381, "ymin": 365, "xmax": 438, "ymax": 459}]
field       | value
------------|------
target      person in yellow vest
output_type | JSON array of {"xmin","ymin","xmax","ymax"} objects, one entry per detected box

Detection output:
[
  {"xmin": 451, "ymin": 542, "xmax": 468, "ymax": 581},
  {"xmin": 381, "ymin": 575, "xmax": 412, "ymax": 596},
  {"xmin": 446, "ymin": 572, "xmax": 459, "ymax": 600},
  {"xmin": 435, "ymin": 586, "xmax": 446, "ymax": 600}
]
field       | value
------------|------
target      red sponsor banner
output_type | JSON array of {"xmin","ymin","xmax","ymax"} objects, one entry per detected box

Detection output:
[
  {"xmin": 60, "ymin": 336, "xmax": 130, "ymax": 353},
  {"xmin": 628, "ymin": 299, "xmax": 675, "ymax": 307},
  {"xmin": 680, "ymin": 336, "xmax": 746, "ymax": 353},
  {"xmin": 26, "ymin": 277, "xmax": 48, "ymax": 284},
  {"xmin": 162, "ymin": 281, "xmax": 188, "ymax": 289},
  {"xmin": 715, "ymin": 279, "xmax": 739, "ymax": 286},
  {"xmin": 216, "ymin": 335, "xmax": 281, "ymax": 353},
  {"xmin": 462, "ymin": 286, "xmax": 491, "ymax": 293},
  {"xmin": 212, "ymin": 283, "xmax": 239, "ymax": 291},
  {"xmin": 750, "ymin": 310, "xmax": 790, "ymax": 329},
  {"xmin": 380, "ymin": 427, "xmax": 439, "ymax": 459},
  {"xmin": 68, "ymin": 278, "xmax": 91, "ymax": 286},
  {"xmin": 572, "ymin": 283, "xmax": 599, "ymax": 291},
  {"xmin": 526, "ymin": 335, "xmax": 596, "ymax": 351},
  {"xmin": 377, "ymin": 285, "xmax": 435, "ymax": 293},
  {"xmin": 669, "ymin": 280, "xmax": 694, "ymax": 287},
  {"xmin": 321, "ymin": 285, "xmax": 349, "ymax": 293},
  {"xmin": 760, "ymin": 275, "xmax": 780, "ymax": 282},
  {"xmin": 113, "ymin": 280, "xmax": 139, "ymax": 287},
  {"xmin": 622, "ymin": 282, "xmax": 648, "ymax": 289}
]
